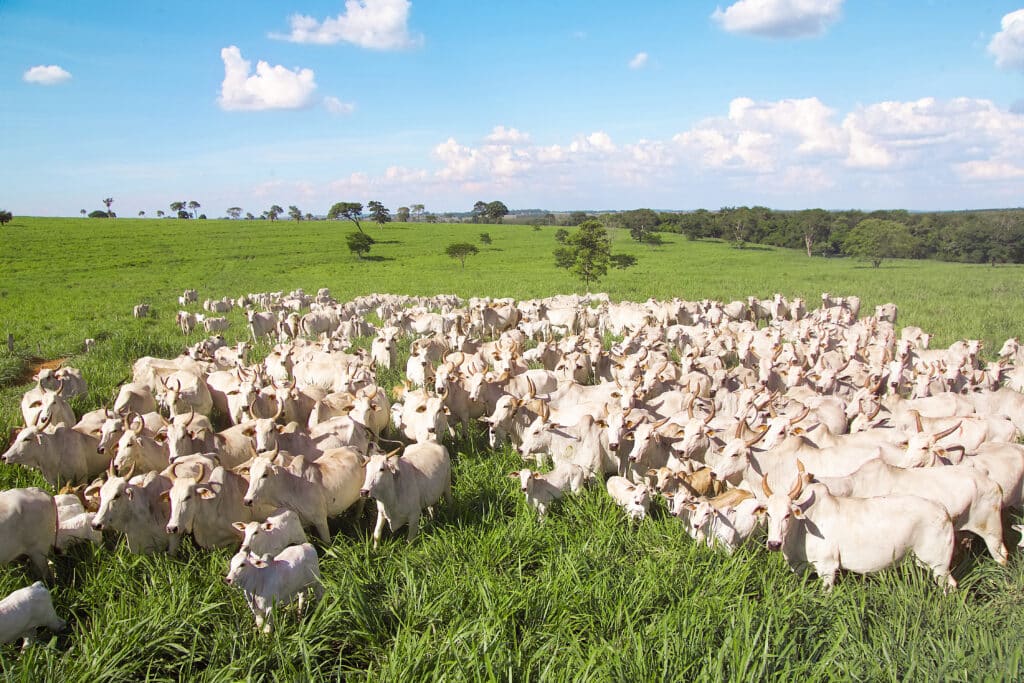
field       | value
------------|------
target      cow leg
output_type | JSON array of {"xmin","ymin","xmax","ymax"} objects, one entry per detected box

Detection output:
[
  {"xmin": 29, "ymin": 552, "xmax": 52, "ymax": 583},
  {"xmin": 315, "ymin": 518, "xmax": 331, "ymax": 544},
  {"xmin": 372, "ymin": 510, "xmax": 386, "ymax": 550},
  {"xmin": 406, "ymin": 514, "xmax": 420, "ymax": 542}
]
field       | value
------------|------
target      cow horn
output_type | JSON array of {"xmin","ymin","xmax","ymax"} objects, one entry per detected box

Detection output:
[
  {"xmin": 272, "ymin": 399, "xmax": 283, "ymax": 421},
  {"xmin": 686, "ymin": 395, "xmax": 695, "ymax": 419},
  {"xmin": 913, "ymin": 411, "xmax": 923, "ymax": 433},
  {"xmin": 104, "ymin": 404, "xmax": 115, "ymax": 419},
  {"xmin": 107, "ymin": 459, "xmax": 117, "ymax": 479},
  {"xmin": 34, "ymin": 411, "xmax": 52, "ymax": 431},
  {"xmin": 453, "ymin": 352, "xmax": 465, "ymax": 367},
  {"xmin": 159, "ymin": 375, "xmax": 168, "ymax": 388},
  {"xmin": 56, "ymin": 378, "xmax": 65, "ymax": 396},
  {"xmin": 194, "ymin": 462, "xmax": 207, "ymax": 483},
  {"xmin": 734, "ymin": 420, "xmax": 744, "ymax": 440},
  {"xmin": 703, "ymin": 400, "xmax": 716, "ymax": 425},
  {"xmin": 184, "ymin": 407, "xmax": 195, "ymax": 428},
  {"xmin": 122, "ymin": 463, "xmax": 136, "ymax": 481},
  {"xmin": 762, "ymin": 475, "xmax": 774, "ymax": 498},
  {"xmin": 249, "ymin": 399, "xmax": 263, "ymax": 420},
  {"xmin": 788, "ymin": 461, "xmax": 806, "ymax": 499},
  {"xmin": 539, "ymin": 402, "xmax": 550, "ymax": 423},
  {"xmin": 745, "ymin": 425, "xmax": 767, "ymax": 447},
  {"xmin": 789, "ymin": 404, "xmax": 810, "ymax": 426},
  {"xmin": 527, "ymin": 377, "xmax": 537, "ymax": 398},
  {"xmin": 867, "ymin": 401, "xmax": 881, "ymax": 421},
  {"xmin": 932, "ymin": 422, "xmax": 961, "ymax": 441}
]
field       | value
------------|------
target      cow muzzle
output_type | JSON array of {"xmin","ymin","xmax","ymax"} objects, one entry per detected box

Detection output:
[
  {"xmin": 97, "ymin": 446, "xmax": 105, "ymax": 454},
  {"xmin": 242, "ymin": 498, "xmax": 253, "ymax": 507},
  {"xmin": 359, "ymin": 489, "xmax": 370, "ymax": 498},
  {"xmin": 766, "ymin": 540, "xmax": 782, "ymax": 552},
  {"xmin": 166, "ymin": 525, "xmax": 178, "ymax": 534},
  {"xmin": 91, "ymin": 521, "xmax": 104, "ymax": 531}
]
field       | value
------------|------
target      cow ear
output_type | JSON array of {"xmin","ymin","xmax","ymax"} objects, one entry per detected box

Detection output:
[
  {"xmin": 231, "ymin": 522, "xmax": 247, "ymax": 533},
  {"xmin": 125, "ymin": 488, "xmax": 135, "ymax": 500},
  {"xmin": 262, "ymin": 522, "xmax": 273, "ymax": 530},
  {"xmin": 506, "ymin": 472, "xmax": 520, "ymax": 479},
  {"xmin": 683, "ymin": 502, "xmax": 696, "ymax": 511},
  {"xmin": 159, "ymin": 491, "xmax": 170, "ymax": 501},
  {"xmin": 197, "ymin": 486, "xmax": 216, "ymax": 500},
  {"xmin": 791, "ymin": 505, "xmax": 804, "ymax": 518},
  {"xmin": 531, "ymin": 472, "xmax": 541, "ymax": 479},
  {"xmin": 252, "ymin": 558, "xmax": 268, "ymax": 568}
]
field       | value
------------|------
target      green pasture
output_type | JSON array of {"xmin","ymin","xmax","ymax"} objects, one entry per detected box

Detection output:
[{"xmin": 1, "ymin": 216, "xmax": 1024, "ymax": 680}]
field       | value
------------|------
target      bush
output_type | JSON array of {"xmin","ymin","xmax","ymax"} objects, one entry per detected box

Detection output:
[{"xmin": 88, "ymin": 210, "xmax": 110, "ymax": 218}]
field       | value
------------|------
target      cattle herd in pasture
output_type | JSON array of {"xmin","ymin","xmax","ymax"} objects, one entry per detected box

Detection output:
[{"xmin": 4, "ymin": 288, "xmax": 1024, "ymax": 646}]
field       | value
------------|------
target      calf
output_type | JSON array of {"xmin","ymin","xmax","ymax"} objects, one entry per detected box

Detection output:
[
  {"xmin": 225, "ymin": 543, "xmax": 322, "ymax": 633},
  {"xmin": 0, "ymin": 582, "xmax": 66, "ymax": 649},
  {"xmin": 605, "ymin": 476, "xmax": 651, "ymax": 522},
  {"xmin": 360, "ymin": 443, "xmax": 453, "ymax": 549},
  {"xmin": 0, "ymin": 488, "xmax": 57, "ymax": 579},
  {"xmin": 233, "ymin": 508, "xmax": 307, "ymax": 557},
  {"xmin": 507, "ymin": 464, "xmax": 587, "ymax": 520}
]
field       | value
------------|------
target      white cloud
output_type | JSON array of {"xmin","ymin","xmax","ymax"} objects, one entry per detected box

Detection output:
[
  {"xmin": 23, "ymin": 64, "xmax": 71, "ymax": 85},
  {"xmin": 955, "ymin": 160, "xmax": 1024, "ymax": 181},
  {"xmin": 711, "ymin": 0, "xmax": 843, "ymax": 38},
  {"xmin": 272, "ymin": 0, "xmax": 422, "ymax": 49},
  {"xmin": 324, "ymin": 96, "xmax": 356, "ymax": 115},
  {"xmin": 628, "ymin": 52, "xmax": 649, "ymax": 69},
  {"xmin": 485, "ymin": 125, "xmax": 530, "ymax": 144},
  {"xmin": 989, "ymin": 9, "xmax": 1024, "ymax": 70},
  {"xmin": 218, "ymin": 46, "xmax": 317, "ymax": 111}
]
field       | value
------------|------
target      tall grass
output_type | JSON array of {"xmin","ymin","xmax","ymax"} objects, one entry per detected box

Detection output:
[{"xmin": 1, "ymin": 217, "xmax": 1023, "ymax": 678}]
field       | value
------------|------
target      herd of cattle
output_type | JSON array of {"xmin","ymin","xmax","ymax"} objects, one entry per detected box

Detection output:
[{"xmin": 3, "ymin": 288, "xmax": 1024, "ymax": 645}]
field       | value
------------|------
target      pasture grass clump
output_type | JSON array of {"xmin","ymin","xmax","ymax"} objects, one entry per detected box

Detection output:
[{"xmin": 0, "ymin": 217, "xmax": 1023, "ymax": 678}]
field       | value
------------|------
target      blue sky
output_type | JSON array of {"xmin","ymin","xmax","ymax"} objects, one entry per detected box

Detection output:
[{"xmin": 3, "ymin": 1, "xmax": 1023, "ymax": 217}]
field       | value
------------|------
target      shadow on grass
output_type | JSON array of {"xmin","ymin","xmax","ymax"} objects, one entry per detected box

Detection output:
[
  {"xmin": 373, "ymin": 239, "xmax": 402, "ymax": 245},
  {"xmin": 360, "ymin": 255, "xmax": 394, "ymax": 262}
]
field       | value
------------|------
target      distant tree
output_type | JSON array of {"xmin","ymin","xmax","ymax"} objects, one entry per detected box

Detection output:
[
  {"xmin": 156, "ymin": 209, "xmax": 165, "ymax": 218},
  {"xmin": 445, "ymin": 242, "xmax": 479, "ymax": 269},
  {"xmin": 188, "ymin": 200, "xmax": 201, "ymax": 218},
  {"xmin": 288, "ymin": 205, "xmax": 303, "ymax": 221},
  {"xmin": 198, "ymin": 214, "xmax": 207, "ymax": 220},
  {"xmin": 486, "ymin": 200, "xmax": 509, "ymax": 224},
  {"xmin": 346, "ymin": 231, "xmax": 375, "ymax": 260},
  {"xmin": 305, "ymin": 213, "xmax": 314, "ymax": 221},
  {"xmin": 553, "ymin": 220, "xmax": 612, "ymax": 288},
  {"xmin": 563, "ymin": 211, "xmax": 588, "ymax": 226},
  {"xmin": 170, "ymin": 201, "xmax": 185, "ymax": 216},
  {"xmin": 328, "ymin": 202, "xmax": 365, "ymax": 233},
  {"xmin": 0, "ymin": 210, "xmax": 12, "ymax": 225},
  {"xmin": 411, "ymin": 204, "xmax": 426, "ymax": 221},
  {"xmin": 843, "ymin": 219, "xmax": 918, "ymax": 268},
  {"xmin": 268, "ymin": 205, "xmax": 284, "ymax": 221},
  {"xmin": 227, "ymin": 207, "xmax": 243, "ymax": 220},
  {"xmin": 554, "ymin": 228, "xmax": 569, "ymax": 243},
  {"xmin": 799, "ymin": 208, "xmax": 831, "ymax": 257},
  {"xmin": 642, "ymin": 232, "xmax": 665, "ymax": 247},
  {"xmin": 138, "ymin": 210, "xmax": 145, "ymax": 217},
  {"xmin": 177, "ymin": 209, "xmax": 190, "ymax": 219},
  {"xmin": 103, "ymin": 197, "xmax": 114, "ymax": 217},
  {"xmin": 368, "ymin": 200, "xmax": 391, "ymax": 228},
  {"xmin": 88, "ymin": 210, "xmax": 109, "ymax": 218},
  {"xmin": 396, "ymin": 206, "xmax": 411, "ymax": 222},
  {"xmin": 245, "ymin": 212, "xmax": 255, "ymax": 220},
  {"xmin": 472, "ymin": 201, "xmax": 488, "ymax": 222},
  {"xmin": 479, "ymin": 232, "xmax": 492, "ymax": 245},
  {"xmin": 79, "ymin": 209, "xmax": 86, "ymax": 217},
  {"xmin": 425, "ymin": 213, "xmax": 439, "ymax": 223}
]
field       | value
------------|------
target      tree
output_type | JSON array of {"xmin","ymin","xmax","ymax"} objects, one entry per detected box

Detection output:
[
  {"xmin": 799, "ymin": 208, "xmax": 831, "ymax": 257},
  {"xmin": 305, "ymin": 213, "xmax": 314, "ymax": 221},
  {"xmin": 471, "ymin": 201, "xmax": 488, "ymax": 222},
  {"xmin": 642, "ymin": 232, "xmax": 665, "ymax": 247},
  {"xmin": 188, "ymin": 200, "xmax": 201, "ymax": 219},
  {"xmin": 411, "ymin": 204, "xmax": 425, "ymax": 221},
  {"xmin": 563, "ymin": 211, "xmax": 588, "ymax": 226},
  {"xmin": 479, "ymin": 232, "xmax": 492, "ymax": 245},
  {"xmin": 553, "ymin": 220, "xmax": 612, "ymax": 288},
  {"xmin": 156, "ymin": 210, "xmax": 165, "ymax": 218},
  {"xmin": 138, "ymin": 210, "xmax": 145, "ymax": 217},
  {"xmin": 268, "ymin": 205, "xmax": 283, "ymax": 221},
  {"xmin": 227, "ymin": 207, "xmax": 243, "ymax": 220},
  {"xmin": 79, "ymin": 209, "xmax": 86, "ymax": 217},
  {"xmin": 486, "ymin": 200, "xmax": 509, "ymax": 224},
  {"xmin": 245, "ymin": 212, "xmax": 255, "ymax": 220},
  {"xmin": 170, "ymin": 201, "xmax": 185, "ymax": 216},
  {"xmin": 368, "ymin": 200, "xmax": 391, "ymax": 228},
  {"xmin": 103, "ymin": 197, "xmax": 114, "ymax": 218},
  {"xmin": 288, "ymin": 205, "xmax": 303, "ymax": 221},
  {"xmin": 396, "ymin": 206, "xmax": 411, "ymax": 222},
  {"xmin": 177, "ymin": 209, "xmax": 190, "ymax": 219},
  {"xmin": 328, "ymin": 202, "xmax": 365, "ymax": 233},
  {"xmin": 88, "ymin": 210, "xmax": 109, "ymax": 218},
  {"xmin": 346, "ymin": 231, "xmax": 374, "ymax": 260},
  {"xmin": 445, "ymin": 242, "xmax": 479, "ymax": 269},
  {"xmin": 554, "ymin": 228, "xmax": 569, "ymax": 243},
  {"xmin": 0, "ymin": 210, "xmax": 12, "ymax": 225},
  {"xmin": 843, "ymin": 218, "xmax": 918, "ymax": 268}
]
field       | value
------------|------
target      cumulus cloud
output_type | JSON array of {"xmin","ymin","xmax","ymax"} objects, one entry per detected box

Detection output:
[
  {"xmin": 485, "ymin": 126, "xmax": 530, "ymax": 144},
  {"xmin": 628, "ymin": 52, "xmax": 649, "ymax": 69},
  {"xmin": 218, "ymin": 46, "xmax": 317, "ymax": 111},
  {"xmin": 711, "ymin": 0, "xmax": 843, "ymax": 38},
  {"xmin": 324, "ymin": 96, "xmax": 356, "ymax": 115},
  {"xmin": 272, "ymin": 0, "xmax": 422, "ymax": 49},
  {"xmin": 989, "ymin": 9, "xmax": 1024, "ymax": 70},
  {"xmin": 23, "ymin": 65, "xmax": 72, "ymax": 85}
]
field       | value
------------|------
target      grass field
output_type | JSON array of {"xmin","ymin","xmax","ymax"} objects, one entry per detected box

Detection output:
[{"xmin": 1, "ymin": 216, "xmax": 1024, "ymax": 680}]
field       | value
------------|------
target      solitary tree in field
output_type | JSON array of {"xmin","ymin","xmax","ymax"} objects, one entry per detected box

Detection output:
[
  {"xmin": 328, "ymin": 202, "xmax": 365, "ymax": 233},
  {"xmin": 411, "ymin": 203, "xmax": 425, "ymax": 221},
  {"xmin": 288, "ymin": 205, "xmax": 303, "ymax": 221},
  {"xmin": 245, "ymin": 212, "xmax": 255, "ymax": 220},
  {"xmin": 103, "ymin": 197, "xmax": 114, "ymax": 217},
  {"xmin": 138, "ymin": 210, "xmax": 145, "ymax": 217},
  {"xmin": 486, "ymin": 200, "xmax": 509, "ymax": 224},
  {"xmin": 445, "ymin": 242, "xmax": 479, "ymax": 269},
  {"xmin": 156, "ymin": 210, "xmax": 165, "ymax": 218},
  {"xmin": 79, "ymin": 209, "xmax": 86, "ymax": 217},
  {"xmin": 479, "ymin": 232, "xmax": 492, "ymax": 245},
  {"xmin": 368, "ymin": 200, "xmax": 391, "ymax": 228},
  {"xmin": 396, "ymin": 206, "xmax": 410, "ymax": 222},
  {"xmin": 553, "ymin": 220, "xmax": 612, "ymax": 289},
  {"xmin": 188, "ymin": 201, "xmax": 201, "ymax": 218},
  {"xmin": 227, "ymin": 207, "xmax": 243, "ymax": 220},
  {"xmin": 0, "ymin": 210, "xmax": 12, "ymax": 226},
  {"xmin": 843, "ymin": 218, "xmax": 918, "ymax": 268},
  {"xmin": 346, "ymin": 231, "xmax": 375, "ymax": 260}
]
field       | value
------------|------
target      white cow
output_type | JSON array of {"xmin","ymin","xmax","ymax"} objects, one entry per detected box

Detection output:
[
  {"xmin": 0, "ymin": 582, "xmax": 66, "ymax": 649},
  {"xmin": 2, "ymin": 416, "xmax": 105, "ymax": 487},
  {"xmin": 225, "ymin": 543, "xmax": 322, "ymax": 633},
  {"xmin": 0, "ymin": 488, "xmax": 57, "ymax": 579},
  {"xmin": 90, "ymin": 470, "xmax": 180, "ymax": 556},
  {"xmin": 605, "ymin": 476, "xmax": 651, "ymax": 522},
  {"xmin": 507, "ymin": 464, "xmax": 587, "ymax": 520},
  {"xmin": 233, "ymin": 508, "xmax": 307, "ymax": 557},
  {"xmin": 360, "ymin": 443, "xmax": 453, "ymax": 549}
]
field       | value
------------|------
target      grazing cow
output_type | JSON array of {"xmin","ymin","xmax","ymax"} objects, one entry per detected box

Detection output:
[
  {"xmin": 762, "ymin": 471, "xmax": 957, "ymax": 591},
  {"xmin": 507, "ymin": 464, "xmax": 587, "ymax": 520},
  {"xmin": 224, "ymin": 543, "xmax": 322, "ymax": 633},
  {"xmin": 246, "ymin": 309, "xmax": 277, "ymax": 342},
  {"xmin": 2, "ymin": 415, "xmax": 105, "ymax": 486},
  {"xmin": 164, "ymin": 464, "xmax": 259, "ymax": 549},
  {"xmin": 605, "ymin": 476, "xmax": 651, "ymax": 522},
  {"xmin": 0, "ymin": 582, "xmax": 66, "ymax": 649},
  {"xmin": 233, "ymin": 508, "xmax": 307, "ymax": 557},
  {"xmin": 360, "ymin": 443, "xmax": 453, "ymax": 549},
  {"xmin": 177, "ymin": 310, "xmax": 197, "ymax": 335},
  {"xmin": 681, "ymin": 496, "xmax": 762, "ymax": 553},
  {"xmin": 243, "ymin": 448, "xmax": 365, "ymax": 543},
  {"xmin": 0, "ymin": 488, "xmax": 57, "ymax": 579},
  {"xmin": 133, "ymin": 304, "xmax": 150, "ymax": 318}
]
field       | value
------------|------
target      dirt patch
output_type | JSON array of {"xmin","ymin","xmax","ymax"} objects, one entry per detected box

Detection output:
[{"xmin": 15, "ymin": 356, "xmax": 67, "ymax": 385}]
